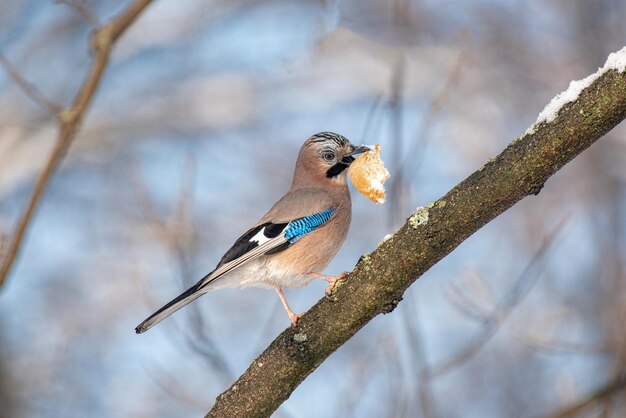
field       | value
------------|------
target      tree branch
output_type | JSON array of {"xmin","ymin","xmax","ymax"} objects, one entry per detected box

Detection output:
[
  {"xmin": 426, "ymin": 219, "xmax": 565, "ymax": 380},
  {"xmin": 57, "ymin": 0, "xmax": 101, "ymax": 27},
  {"xmin": 0, "ymin": 53, "xmax": 62, "ymax": 115},
  {"xmin": 206, "ymin": 50, "xmax": 626, "ymax": 417},
  {"xmin": 544, "ymin": 374, "xmax": 626, "ymax": 418},
  {"xmin": 0, "ymin": 0, "xmax": 154, "ymax": 287}
]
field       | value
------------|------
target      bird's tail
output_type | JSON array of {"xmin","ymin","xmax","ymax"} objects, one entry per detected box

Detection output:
[{"xmin": 135, "ymin": 281, "xmax": 207, "ymax": 334}]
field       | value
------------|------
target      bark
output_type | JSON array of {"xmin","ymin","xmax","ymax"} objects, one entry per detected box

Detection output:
[{"xmin": 205, "ymin": 60, "xmax": 626, "ymax": 417}]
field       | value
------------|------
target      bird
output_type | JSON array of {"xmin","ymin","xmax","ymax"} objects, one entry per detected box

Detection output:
[{"xmin": 135, "ymin": 132, "xmax": 371, "ymax": 333}]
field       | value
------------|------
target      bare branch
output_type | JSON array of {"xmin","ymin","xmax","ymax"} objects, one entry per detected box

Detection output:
[
  {"xmin": 402, "ymin": 300, "xmax": 438, "ymax": 418},
  {"xmin": 445, "ymin": 272, "xmax": 496, "ymax": 321},
  {"xmin": 514, "ymin": 333, "xmax": 612, "ymax": 356},
  {"xmin": 544, "ymin": 375, "xmax": 626, "ymax": 418},
  {"xmin": 128, "ymin": 156, "xmax": 234, "ymax": 382},
  {"xmin": 426, "ymin": 219, "xmax": 566, "ymax": 379},
  {"xmin": 0, "ymin": 53, "xmax": 62, "ymax": 115},
  {"xmin": 0, "ymin": 0, "xmax": 155, "ymax": 287},
  {"xmin": 404, "ymin": 51, "xmax": 465, "ymax": 179},
  {"xmin": 335, "ymin": 332, "xmax": 391, "ymax": 418},
  {"xmin": 206, "ymin": 53, "xmax": 626, "ymax": 417},
  {"xmin": 56, "ymin": 0, "xmax": 101, "ymax": 27}
]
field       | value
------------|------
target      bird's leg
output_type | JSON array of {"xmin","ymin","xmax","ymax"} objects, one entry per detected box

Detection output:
[
  {"xmin": 275, "ymin": 288, "xmax": 302, "ymax": 327},
  {"xmin": 308, "ymin": 271, "xmax": 349, "ymax": 296}
]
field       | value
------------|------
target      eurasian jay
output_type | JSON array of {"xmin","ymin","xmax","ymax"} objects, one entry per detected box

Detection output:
[{"xmin": 135, "ymin": 132, "xmax": 371, "ymax": 333}]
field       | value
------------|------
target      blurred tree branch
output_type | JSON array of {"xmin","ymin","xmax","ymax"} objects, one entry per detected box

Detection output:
[
  {"xmin": 0, "ymin": 0, "xmax": 154, "ymax": 287},
  {"xmin": 57, "ymin": 0, "xmax": 101, "ymax": 27},
  {"xmin": 545, "ymin": 374, "xmax": 626, "ymax": 418},
  {"xmin": 0, "ymin": 54, "xmax": 62, "ymax": 115},
  {"xmin": 206, "ymin": 53, "xmax": 626, "ymax": 417},
  {"xmin": 427, "ymin": 219, "xmax": 565, "ymax": 380}
]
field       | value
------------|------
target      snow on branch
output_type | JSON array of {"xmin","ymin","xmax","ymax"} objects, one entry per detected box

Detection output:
[
  {"xmin": 526, "ymin": 46, "xmax": 626, "ymax": 135},
  {"xmin": 206, "ymin": 47, "xmax": 626, "ymax": 418}
]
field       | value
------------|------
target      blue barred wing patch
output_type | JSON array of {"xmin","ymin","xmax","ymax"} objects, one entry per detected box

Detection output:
[{"xmin": 284, "ymin": 209, "xmax": 334, "ymax": 243}]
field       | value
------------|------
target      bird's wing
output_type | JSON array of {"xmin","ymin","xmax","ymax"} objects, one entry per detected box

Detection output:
[
  {"xmin": 135, "ymin": 190, "xmax": 335, "ymax": 334},
  {"xmin": 204, "ymin": 206, "xmax": 335, "ymax": 286},
  {"xmin": 204, "ymin": 188, "xmax": 336, "ymax": 285}
]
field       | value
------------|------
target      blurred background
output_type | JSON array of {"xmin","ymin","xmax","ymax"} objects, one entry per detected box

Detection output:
[{"xmin": 1, "ymin": 1, "xmax": 625, "ymax": 417}]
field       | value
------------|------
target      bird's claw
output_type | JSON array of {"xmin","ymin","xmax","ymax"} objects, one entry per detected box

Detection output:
[
  {"xmin": 325, "ymin": 271, "xmax": 349, "ymax": 297},
  {"xmin": 289, "ymin": 312, "xmax": 303, "ymax": 328}
]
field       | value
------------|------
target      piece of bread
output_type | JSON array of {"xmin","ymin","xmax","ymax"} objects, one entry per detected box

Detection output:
[{"xmin": 348, "ymin": 144, "xmax": 390, "ymax": 204}]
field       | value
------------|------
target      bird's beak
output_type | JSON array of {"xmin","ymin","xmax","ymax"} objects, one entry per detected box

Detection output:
[{"xmin": 345, "ymin": 145, "xmax": 372, "ymax": 157}]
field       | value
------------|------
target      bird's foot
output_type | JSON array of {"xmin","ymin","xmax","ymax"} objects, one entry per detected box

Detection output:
[
  {"xmin": 288, "ymin": 311, "xmax": 303, "ymax": 328},
  {"xmin": 325, "ymin": 272, "xmax": 349, "ymax": 296},
  {"xmin": 308, "ymin": 271, "xmax": 349, "ymax": 296},
  {"xmin": 275, "ymin": 288, "xmax": 303, "ymax": 328}
]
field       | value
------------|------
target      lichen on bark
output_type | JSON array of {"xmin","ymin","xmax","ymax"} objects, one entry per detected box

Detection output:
[{"xmin": 207, "ymin": 67, "xmax": 626, "ymax": 418}]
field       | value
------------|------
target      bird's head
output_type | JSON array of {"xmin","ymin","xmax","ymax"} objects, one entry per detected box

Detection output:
[{"xmin": 292, "ymin": 132, "xmax": 371, "ymax": 187}]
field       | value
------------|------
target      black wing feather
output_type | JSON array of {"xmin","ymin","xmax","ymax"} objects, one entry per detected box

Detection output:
[
  {"xmin": 264, "ymin": 222, "xmax": 289, "ymax": 238},
  {"xmin": 264, "ymin": 241, "xmax": 291, "ymax": 255},
  {"xmin": 217, "ymin": 221, "xmax": 290, "ymax": 267}
]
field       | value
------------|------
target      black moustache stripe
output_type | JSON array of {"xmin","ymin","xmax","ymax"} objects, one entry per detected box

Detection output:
[{"xmin": 326, "ymin": 161, "xmax": 350, "ymax": 178}]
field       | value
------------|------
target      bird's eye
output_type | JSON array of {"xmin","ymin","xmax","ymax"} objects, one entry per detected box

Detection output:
[{"xmin": 322, "ymin": 152, "xmax": 335, "ymax": 162}]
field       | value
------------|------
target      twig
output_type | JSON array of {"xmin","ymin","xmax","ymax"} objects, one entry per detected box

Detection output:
[
  {"xmin": 127, "ymin": 157, "xmax": 167, "ymax": 232},
  {"xmin": 0, "ymin": 53, "xmax": 62, "ymax": 115},
  {"xmin": 426, "ymin": 218, "xmax": 567, "ymax": 379},
  {"xmin": 359, "ymin": 94, "xmax": 384, "ymax": 146},
  {"xmin": 403, "ymin": 298, "xmax": 438, "ymax": 418},
  {"xmin": 143, "ymin": 364, "xmax": 210, "ymax": 412},
  {"xmin": 128, "ymin": 156, "xmax": 234, "ymax": 381},
  {"xmin": 404, "ymin": 51, "xmax": 465, "ymax": 181},
  {"xmin": 387, "ymin": 55, "xmax": 407, "ymax": 227},
  {"xmin": 513, "ymin": 333, "xmax": 611, "ymax": 356},
  {"xmin": 56, "ymin": 0, "xmax": 101, "ymax": 27},
  {"xmin": 0, "ymin": 0, "xmax": 154, "ymax": 287},
  {"xmin": 445, "ymin": 274, "xmax": 495, "ymax": 322},
  {"xmin": 382, "ymin": 336, "xmax": 410, "ymax": 418},
  {"xmin": 335, "ymin": 332, "xmax": 390, "ymax": 418},
  {"xmin": 543, "ymin": 374, "xmax": 626, "ymax": 418}
]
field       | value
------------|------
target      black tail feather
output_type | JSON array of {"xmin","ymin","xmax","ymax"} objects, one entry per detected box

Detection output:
[{"xmin": 135, "ymin": 281, "xmax": 204, "ymax": 334}]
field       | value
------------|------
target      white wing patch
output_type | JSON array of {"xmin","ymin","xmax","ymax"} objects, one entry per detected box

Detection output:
[{"xmin": 250, "ymin": 228, "xmax": 272, "ymax": 245}]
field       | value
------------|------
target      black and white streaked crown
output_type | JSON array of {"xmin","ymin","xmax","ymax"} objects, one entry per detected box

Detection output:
[{"xmin": 308, "ymin": 132, "xmax": 349, "ymax": 147}]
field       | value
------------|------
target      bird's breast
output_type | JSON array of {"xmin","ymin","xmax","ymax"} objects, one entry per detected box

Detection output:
[{"xmin": 267, "ymin": 203, "xmax": 351, "ymax": 276}]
